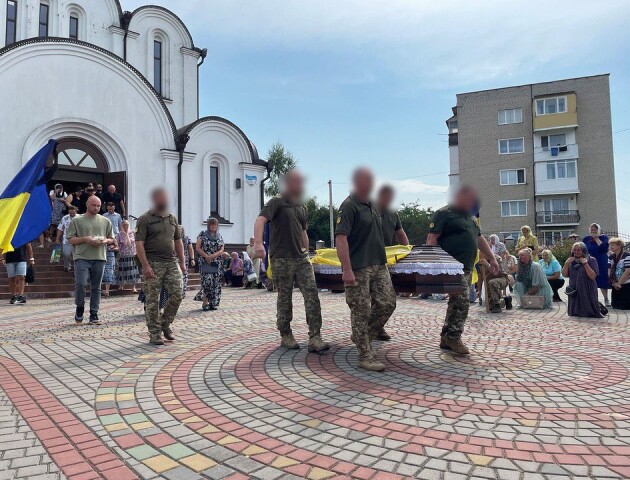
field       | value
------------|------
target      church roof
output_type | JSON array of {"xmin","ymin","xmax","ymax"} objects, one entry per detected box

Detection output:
[{"xmin": 129, "ymin": 5, "xmax": 195, "ymax": 48}]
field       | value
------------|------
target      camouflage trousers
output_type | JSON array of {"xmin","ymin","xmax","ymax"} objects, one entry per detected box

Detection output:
[
  {"xmin": 487, "ymin": 277, "xmax": 508, "ymax": 306},
  {"xmin": 441, "ymin": 272, "xmax": 471, "ymax": 340},
  {"xmin": 272, "ymin": 257, "xmax": 322, "ymax": 338},
  {"xmin": 144, "ymin": 260, "xmax": 183, "ymax": 335},
  {"xmin": 345, "ymin": 265, "xmax": 396, "ymax": 359}
]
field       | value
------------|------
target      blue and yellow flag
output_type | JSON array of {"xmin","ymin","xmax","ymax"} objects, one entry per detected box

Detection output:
[{"xmin": 0, "ymin": 140, "xmax": 57, "ymax": 253}]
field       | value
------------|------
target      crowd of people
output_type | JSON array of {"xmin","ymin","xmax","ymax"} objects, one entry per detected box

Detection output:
[{"xmin": 2, "ymin": 171, "xmax": 630, "ymax": 371}]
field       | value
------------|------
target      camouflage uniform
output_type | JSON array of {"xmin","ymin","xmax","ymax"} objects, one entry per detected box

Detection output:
[
  {"xmin": 144, "ymin": 261, "xmax": 183, "ymax": 335},
  {"xmin": 441, "ymin": 273, "xmax": 471, "ymax": 340},
  {"xmin": 345, "ymin": 265, "xmax": 396, "ymax": 359},
  {"xmin": 272, "ymin": 256, "xmax": 322, "ymax": 338},
  {"xmin": 487, "ymin": 277, "xmax": 508, "ymax": 306}
]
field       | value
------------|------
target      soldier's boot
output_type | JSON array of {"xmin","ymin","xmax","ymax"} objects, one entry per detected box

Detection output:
[
  {"xmin": 504, "ymin": 296, "xmax": 513, "ymax": 310},
  {"xmin": 163, "ymin": 328, "xmax": 175, "ymax": 341},
  {"xmin": 280, "ymin": 333, "xmax": 300, "ymax": 350},
  {"xmin": 444, "ymin": 337, "xmax": 470, "ymax": 355},
  {"xmin": 490, "ymin": 303, "xmax": 502, "ymax": 313},
  {"xmin": 357, "ymin": 352, "xmax": 385, "ymax": 372},
  {"xmin": 150, "ymin": 333, "xmax": 165, "ymax": 346},
  {"xmin": 439, "ymin": 335, "xmax": 451, "ymax": 350},
  {"xmin": 308, "ymin": 335, "xmax": 330, "ymax": 353},
  {"xmin": 376, "ymin": 328, "xmax": 392, "ymax": 341}
]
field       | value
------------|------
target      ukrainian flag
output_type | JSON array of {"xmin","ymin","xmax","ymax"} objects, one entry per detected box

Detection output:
[{"xmin": 0, "ymin": 140, "xmax": 58, "ymax": 253}]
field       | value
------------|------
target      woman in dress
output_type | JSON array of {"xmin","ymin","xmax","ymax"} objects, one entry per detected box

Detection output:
[
  {"xmin": 222, "ymin": 252, "xmax": 232, "ymax": 286},
  {"xmin": 196, "ymin": 217, "xmax": 225, "ymax": 311},
  {"xmin": 608, "ymin": 238, "xmax": 630, "ymax": 310},
  {"xmin": 562, "ymin": 242, "xmax": 604, "ymax": 318},
  {"xmin": 242, "ymin": 251, "xmax": 256, "ymax": 289},
  {"xmin": 516, "ymin": 226, "xmax": 540, "ymax": 261},
  {"xmin": 539, "ymin": 249, "xmax": 564, "ymax": 302},
  {"xmin": 513, "ymin": 248, "xmax": 553, "ymax": 309},
  {"xmin": 230, "ymin": 252, "xmax": 244, "ymax": 287},
  {"xmin": 116, "ymin": 220, "xmax": 140, "ymax": 293},
  {"xmin": 582, "ymin": 223, "xmax": 611, "ymax": 306},
  {"xmin": 101, "ymin": 238, "xmax": 119, "ymax": 298}
]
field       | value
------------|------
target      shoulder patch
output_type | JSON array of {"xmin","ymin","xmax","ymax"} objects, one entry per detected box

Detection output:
[{"xmin": 429, "ymin": 223, "xmax": 434, "ymax": 228}]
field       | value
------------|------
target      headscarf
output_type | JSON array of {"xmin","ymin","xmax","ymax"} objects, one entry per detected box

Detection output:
[
  {"xmin": 119, "ymin": 220, "xmax": 131, "ymax": 245},
  {"xmin": 489, "ymin": 234, "xmax": 507, "ymax": 255},
  {"xmin": 589, "ymin": 223, "xmax": 602, "ymax": 235},
  {"xmin": 206, "ymin": 217, "xmax": 219, "ymax": 240},
  {"xmin": 242, "ymin": 251, "xmax": 252, "ymax": 264},
  {"xmin": 517, "ymin": 248, "xmax": 534, "ymax": 290}
]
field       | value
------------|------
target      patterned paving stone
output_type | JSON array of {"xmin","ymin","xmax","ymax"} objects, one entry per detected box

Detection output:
[{"xmin": 0, "ymin": 289, "xmax": 629, "ymax": 479}]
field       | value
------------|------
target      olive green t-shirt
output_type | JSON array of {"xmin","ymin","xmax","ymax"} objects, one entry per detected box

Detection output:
[
  {"xmin": 335, "ymin": 195, "xmax": 387, "ymax": 270},
  {"xmin": 379, "ymin": 209, "xmax": 402, "ymax": 247},
  {"xmin": 135, "ymin": 211, "xmax": 181, "ymax": 262},
  {"xmin": 429, "ymin": 205, "xmax": 480, "ymax": 273},
  {"xmin": 66, "ymin": 214, "xmax": 114, "ymax": 261},
  {"xmin": 260, "ymin": 195, "xmax": 308, "ymax": 259}
]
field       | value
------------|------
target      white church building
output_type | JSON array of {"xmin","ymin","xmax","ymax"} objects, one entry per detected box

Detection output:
[{"xmin": 0, "ymin": 0, "xmax": 268, "ymax": 244}]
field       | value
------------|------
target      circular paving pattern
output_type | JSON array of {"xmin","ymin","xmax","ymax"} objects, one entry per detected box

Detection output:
[{"xmin": 2, "ymin": 289, "xmax": 630, "ymax": 479}]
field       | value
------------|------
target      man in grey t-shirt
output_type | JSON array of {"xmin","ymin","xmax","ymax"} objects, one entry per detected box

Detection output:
[{"xmin": 67, "ymin": 196, "xmax": 114, "ymax": 325}]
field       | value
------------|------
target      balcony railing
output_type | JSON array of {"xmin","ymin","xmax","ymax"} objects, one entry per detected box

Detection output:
[
  {"xmin": 534, "ymin": 143, "xmax": 579, "ymax": 162},
  {"xmin": 536, "ymin": 210, "xmax": 581, "ymax": 225}
]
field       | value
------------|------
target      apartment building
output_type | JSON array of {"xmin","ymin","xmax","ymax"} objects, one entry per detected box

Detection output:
[{"xmin": 447, "ymin": 74, "xmax": 617, "ymax": 245}]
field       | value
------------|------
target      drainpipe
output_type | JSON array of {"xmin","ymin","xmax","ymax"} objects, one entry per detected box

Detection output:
[
  {"xmin": 175, "ymin": 134, "xmax": 190, "ymax": 221},
  {"xmin": 195, "ymin": 48, "xmax": 208, "ymax": 119},
  {"xmin": 121, "ymin": 11, "xmax": 132, "ymax": 61},
  {"xmin": 259, "ymin": 158, "xmax": 274, "ymax": 208}
]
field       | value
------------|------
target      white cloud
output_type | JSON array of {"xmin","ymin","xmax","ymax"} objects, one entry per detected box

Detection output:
[{"xmin": 379, "ymin": 178, "xmax": 448, "ymax": 209}]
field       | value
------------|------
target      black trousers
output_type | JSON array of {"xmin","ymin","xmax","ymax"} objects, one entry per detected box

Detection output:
[{"xmin": 548, "ymin": 278, "xmax": 565, "ymax": 299}]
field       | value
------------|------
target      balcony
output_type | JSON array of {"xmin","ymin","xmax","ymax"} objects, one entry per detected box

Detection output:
[
  {"xmin": 536, "ymin": 210, "xmax": 581, "ymax": 226},
  {"xmin": 534, "ymin": 143, "xmax": 579, "ymax": 162}
]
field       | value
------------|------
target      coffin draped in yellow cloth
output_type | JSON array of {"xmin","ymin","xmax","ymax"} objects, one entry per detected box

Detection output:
[{"xmin": 311, "ymin": 244, "xmax": 414, "ymax": 267}]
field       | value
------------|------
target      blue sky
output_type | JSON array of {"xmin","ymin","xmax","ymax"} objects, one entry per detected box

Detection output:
[{"xmin": 127, "ymin": 0, "xmax": 630, "ymax": 232}]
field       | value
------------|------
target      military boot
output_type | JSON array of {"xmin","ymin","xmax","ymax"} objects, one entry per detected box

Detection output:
[
  {"xmin": 504, "ymin": 296, "xmax": 513, "ymax": 310},
  {"xmin": 357, "ymin": 353, "xmax": 385, "ymax": 372},
  {"xmin": 280, "ymin": 333, "xmax": 300, "ymax": 350},
  {"xmin": 150, "ymin": 333, "xmax": 165, "ymax": 345},
  {"xmin": 308, "ymin": 335, "xmax": 330, "ymax": 353},
  {"xmin": 163, "ymin": 328, "xmax": 175, "ymax": 341},
  {"xmin": 490, "ymin": 304, "xmax": 502, "ymax": 313},
  {"xmin": 444, "ymin": 337, "xmax": 470, "ymax": 355},
  {"xmin": 439, "ymin": 335, "xmax": 451, "ymax": 350},
  {"xmin": 376, "ymin": 328, "xmax": 392, "ymax": 341}
]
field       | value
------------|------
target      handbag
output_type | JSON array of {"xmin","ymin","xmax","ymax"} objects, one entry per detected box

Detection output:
[
  {"xmin": 520, "ymin": 295, "xmax": 544, "ymax": 309},
  {"xmin": 247, "ymin": 272, "xmax": 258, "ymax": 282},
  {"xmin": 200, "ymin": 262, "xmax": 219, "ymax": 274},
  {"xmin": 565, "ymin": 285, "xmax": 578, "ymax": 297},
  {"xmin": 599, "ymin": 302, "xmax": 609, "ymax": 316},
  {"xmin": 25, "ymin": 265, "xmax": 35, "ymax": 284}
]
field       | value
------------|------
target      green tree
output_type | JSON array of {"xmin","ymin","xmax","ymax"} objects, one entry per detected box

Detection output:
[
  {"xmin": 305, "ymin": 197, "xmax": 338, "ymax": 248},
  {"xmin": 264, "ymin": 141, "xmax": 297, "ymax": 197},
  {"xmin": 398, "ymin": 202, "xmax": 434, "ymax": 245}
]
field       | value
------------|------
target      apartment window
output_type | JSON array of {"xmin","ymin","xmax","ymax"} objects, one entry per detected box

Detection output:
[
  {"xmin": 498, "ymin": 108, "xmax": 523, "ymax": 125},
  {"xmin": 536, "ymin": 96, "xmax": 567, "ymax": 115},
  {"xmin": 499, "ymin": 138, "xmax": 524, "ymax": 154},
  {"xmin": 38, "ymin": 3, "xmax": 49, "ymax": 37},
  {"xmin": 544, "ymin": 198, "xmax": 569, "ymax": 213},
  {"xmin": 541, "ymin": 230, "xmax": 572, "ymax": 246},
  {"xmin": 500, "ymin": 169, "xmax": 526, "ymax": 185},
  {"xmin": 500, "ymin": 200, "xmax": 527, "ymax": 217},
  {"xmin": 541, "ymin": 134, "xmax": 567, "ymax": 150},
  {"xmin": 5, "ymin": 0, "xmax": 17, "ymax": 46},
  {"xmin": 501, "ymin": 231, "xmax": 521, "ymax": 242},
  {"xmin": 210, "ymin": 166, "xmax": 219, "ymax": 215},
  {"xmin": 546, "ymin": 160, "xmax": 577, "ymax": 180},
  {"xmin": 153, "ymin": 40, "xmax": 163, "ymax": 95},
  {"xmin": 69, "ymin": 16, "xmax": 79, "ymax": 40}
]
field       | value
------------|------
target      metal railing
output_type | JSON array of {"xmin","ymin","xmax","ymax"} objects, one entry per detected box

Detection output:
[{"xmin": 535, "ymin": 210, "xmax": 580, "ymax": 225}]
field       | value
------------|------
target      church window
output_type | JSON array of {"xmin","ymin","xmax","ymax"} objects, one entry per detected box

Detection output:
[
  {"xmin": 69, "ymin": 15, "xmax": 78, "ymax": 40},
  {"xmin": 5, "ymin": 0, "xmax": 17, "ymax": 45},
  {"xmin": 153, "ymin": 40, "xmax": 163, "ymax": 95},
  {"xmin": 210, "ymin": 166, "xmax": 219, "ymax": 215},
  {"xmin": 38, "ymin": 3, "xmax": 49, "ymax": 37}
]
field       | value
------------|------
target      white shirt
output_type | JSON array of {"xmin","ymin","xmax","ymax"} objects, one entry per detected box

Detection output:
[{"xmin": 58, "ymin": 214, "xmax": 75, "ymax": 245}]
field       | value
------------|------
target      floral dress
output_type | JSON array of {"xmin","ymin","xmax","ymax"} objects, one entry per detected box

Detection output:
[
  {"xmin": 116, "ymin": 231, "xmax": 140, "ymax": 285},
  {"xmin": 198, "ymin": 231, "xmax": 224, "ymax": 307}
]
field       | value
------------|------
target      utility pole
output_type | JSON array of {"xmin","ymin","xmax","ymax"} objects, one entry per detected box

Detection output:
[{"xmin": 328, "ymin": 180, "xmax": 335, "ymax": 248}]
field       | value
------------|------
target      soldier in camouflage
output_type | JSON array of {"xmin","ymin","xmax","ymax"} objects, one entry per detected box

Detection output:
[
  {"xmin": 254, "ymin": 170, "xmax": 330, "ymax": 353},
  {"xmin": 336, "ymin": 168, "xmax": 396, "ymax": 372},
  {"xmin": 135, "ymin": 188, "xmax": 186, "ymax": 345},
  {"xmin": 427, "ymin": 185, "xmax": 499, "ymax": 354},
  {"xmin": 479, "ymin": 256, "xmax": 510, "ymax": 313}
]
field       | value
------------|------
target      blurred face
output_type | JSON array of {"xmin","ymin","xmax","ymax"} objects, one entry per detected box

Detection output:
[
  {"xmin": 249, "ymin": 237, "xmax": 255, "ymax": 246},
  {"xmin": 542, "ymin": 252, "xmax": 550, "ymax": 262},
  {"xmin": 152, "ymin": 189, "xmax": 169, "ymax": 212},
  {"xmin": 453, "ymin": 186, "xmax": 477, "ymax": 213},
  {"xmin": 572, "ymin": 247, "xmax": 584, "ymax": 258},
  {"xmin": 69, "ymin": 209, "xmax": 77, "ymax": 218},
  {"xmin": 610, "ymin": 243, "xmax": 621, "ymax": 254},
  {"xmin": 108, "ymin": 185, "xmax": 116, "ymax": 194},
  {"xmin": 377, "ymin": 189, "xmax": 394, "ymax": 209},
  {"xmin": 283, "ymin": 170, "xmax": 304, "ymax": 201},
  {"xmin": 521, "ymin": 228, "xmax": 528, "ymax": 236},
  {"xmin": 519, "ymin": 253, "xmax": 530, "ymax": 265},
  {"xmin": 208, "ymin": 221, "xmax": 218, "ymax": 233},
  {"xmin": 590, "ymin": 226, "xmax": 599, "ymax": 235},
  {"xmin": 107, "ymin": 205, "xmax": 115, "ymax": 213},
  {"xmin": 86, "ymin": 197, "xmax": 101, "ymax": 215},
  {"xmin": 122, "ymin": 222, "xmax": 129, "ymax": 232},
  {"xmin": 231, "ymin": 252, "xmax": 238, "ymax": 260},
  {"xmin": 353, "ymin": 168, "xmax": 374, "ymax": 199},
  {"xmin": 96, "ymin": 184, "xmax": 103, "ymax": 191}
]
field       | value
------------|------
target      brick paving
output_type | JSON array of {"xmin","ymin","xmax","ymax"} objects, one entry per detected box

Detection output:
[{"xmin": 0, "ymin": 289, "xmax": 629, "ymax": 479}]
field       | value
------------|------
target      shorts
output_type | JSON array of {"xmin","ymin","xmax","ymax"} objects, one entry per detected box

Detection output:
[{"xmin": 6, "ymin": 262, "xmax": 27, "ymax": 278}]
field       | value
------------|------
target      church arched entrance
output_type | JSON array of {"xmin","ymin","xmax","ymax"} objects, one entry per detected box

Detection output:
[{"xmin": 48, "ymin": 137, "xmax": 127, "ymax": 203}]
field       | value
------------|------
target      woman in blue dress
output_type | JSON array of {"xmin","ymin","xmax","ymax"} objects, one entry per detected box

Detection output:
[{"xmin": 582, "ymin": 223, "xmax": 611, "ymax": 307}]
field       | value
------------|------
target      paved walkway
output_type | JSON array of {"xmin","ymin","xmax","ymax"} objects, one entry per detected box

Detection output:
[{"xmin": 0, "ymin": 289, "xmax": 629, "ymax": 480}]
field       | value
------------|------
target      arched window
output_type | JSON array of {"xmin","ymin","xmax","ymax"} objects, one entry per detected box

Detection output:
[
  {"xmin": 56, "ymin": 138, "xmax": 108, "ymax": 172},
  {"xmin": 151, "ymin": 30, "xmax": 170, "ymax": 99},
  {"xmin": 153, "ymin": 39, "xmax": 163, "ymax": 95},
  {"xmin": 38, "ymin": 2, "xmax": 49, "ymax": 37},
  {"xmin": 66, "ymin": 4, "xmax": 86, "ymax": 41}
]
